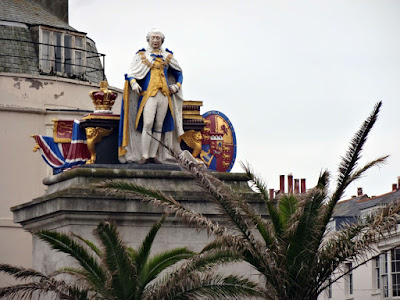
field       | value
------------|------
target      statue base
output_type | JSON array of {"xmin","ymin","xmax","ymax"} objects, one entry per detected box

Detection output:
[{"xmin": 11, "ymin": 165, "xmax": 264, "ymax": 281}]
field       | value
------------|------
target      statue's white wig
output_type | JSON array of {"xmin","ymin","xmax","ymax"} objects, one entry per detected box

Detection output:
[{"xmin": 146, "ymin": 28, "xmax": 165, "ymax": 44}]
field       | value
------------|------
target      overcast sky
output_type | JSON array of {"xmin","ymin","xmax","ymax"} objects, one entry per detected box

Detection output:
[{"xmin": 69, "ymin": 0, "xmax": 400, "ymax": 198}]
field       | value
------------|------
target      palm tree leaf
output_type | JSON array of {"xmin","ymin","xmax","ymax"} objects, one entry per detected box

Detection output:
[
  {"xmin": 140, "ymin": 247, "xmax": 195, "ymax": 288},
  {"xmin": 347, "ymin": 155, "xmax": 389, "ymax": 184},
  {"xmin": 94, "ymin": 221, "xmax": 136, "ymax": 300},
  {"xmin": 325, "ymin": 101, "xmax": 382, "ymax": 223},
  {"xmin": 0, "ymin": 278, "xmax": 88, "ymax": 300},
  {"xmin": 278, "ymin": 194, "xmax": 298, "ymax": 229},
  {"xmin": 127, "ymin": 246, "xmax": 138, "ymax": 261},
  {"xmin": 100, "ymin": 180, "xmax": 182, "ymax": 207},
  {"xmin": 100, "ymin": 180, "xmax": 227, "ymax": 238},
  {"xmin": 0, "ymin": 264, "xmax": 49, "ymax": 281},
  {"xmin": 35, "ymin": 230, "xmax": 107, "ymax": 294},
  {"xmin": 174, "ymin": 156, "xmax": 271, "ymax": 279},
  {"xmin": 136, "ymin": 215, "xmax": 166, "ymax": 275},
  {"xmin": 71, "ymin": 232, "xmax": 102, "ymax": 257},
  {"xmin": 145, "ymin": 272, "xmax": 263, "ymax": 300},
  {"xmin": 241, "ymin": 162, "xmax": 282, "ymax": 246}
]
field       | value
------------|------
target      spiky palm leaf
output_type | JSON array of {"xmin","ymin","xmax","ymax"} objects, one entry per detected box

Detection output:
[
  {"xmin": 100, "ymin": 101, "xmax": 400, "ymax": 300},
  {"xmin": 0, "ymin": 264, "xmax": 89, "ymax": 300},
  {"xmin": 36, "ymin": 229, "xmax": 110, "ymax": 298}
]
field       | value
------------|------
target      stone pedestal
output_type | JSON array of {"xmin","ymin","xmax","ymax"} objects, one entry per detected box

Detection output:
[{"xmin": 11, "ymin": 165, "xmax": 264, "ymax": 277}]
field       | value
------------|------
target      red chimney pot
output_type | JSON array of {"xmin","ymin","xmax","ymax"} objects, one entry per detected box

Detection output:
[
  {"xmin": 288, "ymin": 174, "xmax": 293, "ymax": 194},
  {"xmin": 294, "ymin": 179, "xmax": 300, "ymax": 194},
  {"xmin": 269, "ymin": 189, "xmax": 275, "ymax": 199},
  {"xmin": 301, "ymin": 179, "xmax": 306, "ymax": 194},
  {"xmin": 280, "ymin": 175, "xmax": 285, "ymax": 194}
]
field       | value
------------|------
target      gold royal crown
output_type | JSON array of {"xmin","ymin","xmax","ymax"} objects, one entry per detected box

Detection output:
[{"xmin": 89, "ymin": 81, "xmax": 118, "ymax": 112}]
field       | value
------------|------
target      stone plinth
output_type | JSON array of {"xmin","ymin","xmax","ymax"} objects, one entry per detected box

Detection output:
[{"xmin": 11, "ymin": 165, "xmax": 264, "ymax": 277}]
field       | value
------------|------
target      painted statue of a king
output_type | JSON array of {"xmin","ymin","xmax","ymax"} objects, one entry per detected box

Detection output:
[{"xmin": 118, "ymin": 29, "xmax": 185, "ymax": 164}]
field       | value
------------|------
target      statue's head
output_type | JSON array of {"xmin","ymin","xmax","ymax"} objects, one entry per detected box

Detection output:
[{"xmin": 146, "ymin": 28, "xmax": 165, "ymax": 50}]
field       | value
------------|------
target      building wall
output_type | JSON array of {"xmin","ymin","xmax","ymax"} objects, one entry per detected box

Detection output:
[
  {"xmin": 319, "ymin": 263, "xmax": 378, "ymax": 300},
  {"xmin": 0, "ymin": 72, "xmax": 121, "ymax": 287},
  {"xmin": 319, "ymin": 232, "xmax": 400, "ymax": 300}
]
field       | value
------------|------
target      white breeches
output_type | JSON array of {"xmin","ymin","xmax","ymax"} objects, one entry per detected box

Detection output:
[{"xmin": 141, "ymin": 91, "xmax": 169, "ymax": 158}]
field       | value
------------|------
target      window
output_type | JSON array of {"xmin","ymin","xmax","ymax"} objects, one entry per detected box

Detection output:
[
  {"xmin": 39, "ymin": 27, "xmax": 86, "ymax": 77},
  {"xmin": 74, "ymin": 36, "xmax": 84, "ymax": 75},
  {"xmin": 375, "ymin": 256, "xmax": 381, "ymax": 290},
  {"xmin": 64, "ymin": 35, "xmax": 72, "ymax": 74},
  {"xmin": 345, "ymin": 263, "xmax": 353, "ymax": 295},
  {"xmin": 391, "ymin": 248, "xmax": 400, "ymax": 297},
  {"xmin": 53, "ymin": 32, "xmax": 62, "ymax": 72},
  {"xmin": 42, "ymin": 31, "xmax": 51, "ymax": 71}
]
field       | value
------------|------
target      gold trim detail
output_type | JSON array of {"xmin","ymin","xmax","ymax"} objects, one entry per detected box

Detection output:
[
  {"xmin": 182, "ymin": 111, "xmax": 201, "ymax": 115},
  {"xmin": 118, "ymin": 80, "xmax": 130, "ymax": 157},
  {"xmin": 183, "ymin": 115, "xmax": 204, "ymax": 120},
  {"xmin": 183, "ymin": 100, "xmax": 203, "ymax": 106},
  {"xmin": 85, "ymin": 127, "xmax": 113, "ymax": 164},
  {"xmin": 176, "ymin": 82, "xmax": 181, "ymax": 88},
  {"xmin": 82, "ymin": 114, "xmax": 120, "ymax": 121}
]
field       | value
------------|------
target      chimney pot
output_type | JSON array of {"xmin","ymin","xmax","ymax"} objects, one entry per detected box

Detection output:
[
  {"xmin": 393, "ymin": 184, "xmax": 398, "ymax": 192},
  {"xmin": 269, "ymin": 189, "xmax": 275, "ymax": 199},
  {"xmin": 280, "ymin": 175, "xmax": 285, "ymax": 194},
  {"xmin": 288, "ymin": 174, "xmax": 293, "ymax": 194},
  {"xmin": 294, "ymin": 179, "xmax": 300, "ymax": 194},
  {"xmin": 301, "ymin": 179, "xmax": 306, "ymax": 194},
  {"xmin": 357, "ymin": 187, "xmax": 363, "ymax": 196}
]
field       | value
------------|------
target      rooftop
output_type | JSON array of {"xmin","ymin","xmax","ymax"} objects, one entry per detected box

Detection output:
[{"xmin": 0, "ymin": 0, "xmax": 76, "ymax": 31}]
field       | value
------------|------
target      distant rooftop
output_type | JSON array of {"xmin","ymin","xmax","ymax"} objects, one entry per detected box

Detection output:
[{"xmin": 0, "ymin": 0, "xmax": 77, "ymax": 32}]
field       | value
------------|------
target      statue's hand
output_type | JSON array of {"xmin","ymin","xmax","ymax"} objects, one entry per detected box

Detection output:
[
  {"xmin": 169, "ymin": 84, "xmax": 180, "ymax": 94},
  {"xmin": 130, "ymin": 81, "xmax": 142, "ymax": 93}
]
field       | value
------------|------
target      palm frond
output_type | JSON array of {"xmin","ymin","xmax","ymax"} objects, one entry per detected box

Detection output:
[
  {"xmin": 241, "ymin": 162, "xmax": 282, "ymax": 246},
  {"xmin": 347, "ymin": 155, "xmax": 389, "ymax": 184},
  {"xmin": 99, "ymin": 180, "xmax": 182, "ymax": 207},
  {"xmin": 101, "ymin": 180, "xmax": 225, "ymax": 237},
  {"xmin": 71, "ymin": 232, "xmax": 102, "ymax": 257},
  {"xmin": 0, "ymin": 277, "xmax": 88, "ymax": 300},
  {"xmin": 140, "ymin": 247, "xmax": 195, "ymax": 287},
  {"xmin": 35, "ymin": 230, "xmax": 107, "ymax": 293},
  {"xmin": 0, "ymin": 264, "xmax": 49, "ymax": 281},
  {"xmin": 145, "ymin": 272, "xmax": 264, "ymax": 300},
  {"xmin": 136, "ymin": 215, "xmax": 166, "ymax": 274},
  {"xmin": 325, "ymin": 101, "xmax": 382, "ymax": 220},
  {"xmin": 94, "ymin": 221, "xmax": 136, "ymax": 300}
]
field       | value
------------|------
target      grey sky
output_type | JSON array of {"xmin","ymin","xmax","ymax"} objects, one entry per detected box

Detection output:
[{"xmin": 69, "ymin": 0, "xmax": 400, "ymax": 197}]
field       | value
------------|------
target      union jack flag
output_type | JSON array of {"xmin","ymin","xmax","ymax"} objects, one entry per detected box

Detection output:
[{"xmin": 32, "ymin": 120, "xmax": 90, "ymax": 174}]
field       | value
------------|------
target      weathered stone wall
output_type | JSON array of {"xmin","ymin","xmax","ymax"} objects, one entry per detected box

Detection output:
[{"xmin": 12, "ymin": 167, "xmax": 265, "ymax": 290}]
